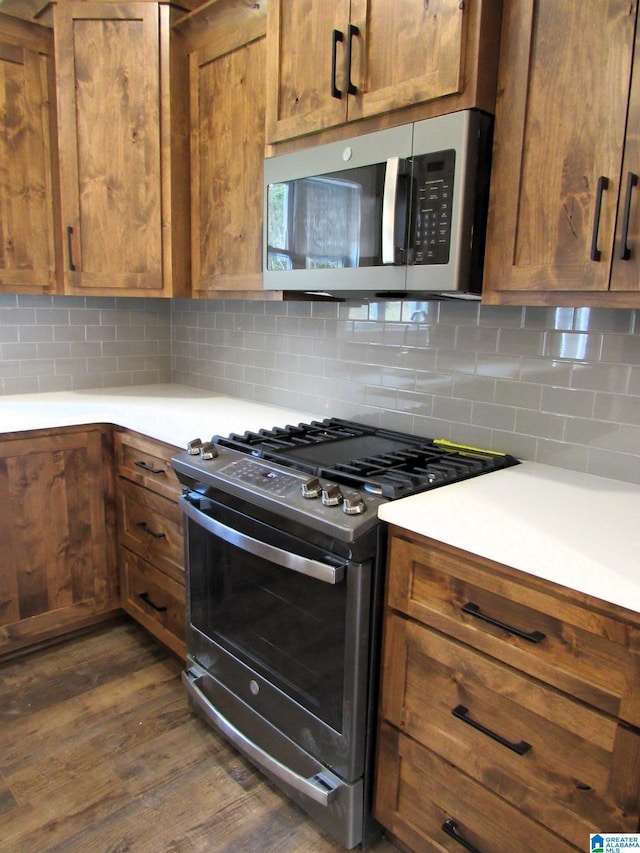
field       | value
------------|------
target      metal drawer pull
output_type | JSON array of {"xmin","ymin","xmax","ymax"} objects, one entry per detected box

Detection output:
[
  {"xmin": 134, "ymin": 460, "xmax": 165, "ymax": 474},
  {"xmin": 136, "ymin": 521, "xmax": 166, "ymax": 539},
  {"xmin": 590, "ymin": 175, "xmax": 609, "ymax": 261},
  {"xmin": 138, "ymin": 592, "xmax": 167, "ymax": 613},
  {"xmin": 441, "ymin": 818, "xmax": 483, "ymax": 853},
  {"xmin": 461, "ymin": 602, "xmax": 546, "ymax": 643},
  {"xmin": 452, "ymin": 704, "xmax": 532, "ymax": 755},
  {"xmin": 620, "ymin": 171, "xmax": 638, "ymax": 260}
]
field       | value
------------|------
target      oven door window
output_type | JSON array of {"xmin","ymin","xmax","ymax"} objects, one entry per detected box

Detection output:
[{"xmin": 188, "ymin": 509, "xmax": 348, "ymax": 733}]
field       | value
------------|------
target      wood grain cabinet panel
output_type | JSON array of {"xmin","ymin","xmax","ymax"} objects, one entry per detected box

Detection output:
[
  {"xmin": 483, "ymin": 0, "xmax": 640, "ymax": 307},
  {"xmin": 0, "ymin": 14, "xmax": 57, "ymax": 294},
  {"xmin": 0, "ymin": 426, "xmax": 119, "ymax": 656},
  {"xmin": 47, "ymin": 1, "xmax": 189, "ymax": 297},
  {"xmin": 265, "ymin": 0, "xmax": 502, "ymax": 145},
  {"xmin": 175, "ymin": 0, "xmax": 267, "ymax": 296},
  {"xmin": 374, "ymin": 527, "xmax": 640, "ymax": 851},
  {"xmin": 115, "ymin": 429, "xmax": 185, "ymax": 658}
]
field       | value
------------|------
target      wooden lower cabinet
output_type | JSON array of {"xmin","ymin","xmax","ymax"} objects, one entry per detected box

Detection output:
[
  {"xmin": 0, "ymin": 426, "xmax": 119, "ymax": 655},
  {"xmin": 115, "ymin": 429, "xmax": 185, "ymax": 658},
  {"xmin": 374, "ymin": 528, "xmax": 640, "ymax": 852}
]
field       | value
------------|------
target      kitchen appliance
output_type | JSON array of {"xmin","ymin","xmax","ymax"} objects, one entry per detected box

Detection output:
[
  {"xmin": 263, "ymin": 109, "xmax": 493, "ymax": 299},
  {"xmin": 171, "ymin": 419, "xmax": 518, "ymax": 849}
]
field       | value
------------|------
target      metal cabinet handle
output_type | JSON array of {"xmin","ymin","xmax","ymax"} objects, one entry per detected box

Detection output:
[
  {"xmin": 67, "ymin": 226, "xmax": 76, "ymax": 271},
  {"xmin": 136, "ymin": 521, "xmax": 166, "ymax": 540},
  {"xmin": 590, "ymin": 175, "xmax": 609, "ymax": 261},
  {"xmin": 461, "ymin": 602, "xmax": 546, "ymax": 643},
  {"xmin": 441, "ymin": 819, "xmax": 484, "ymax": 853},
  {"xmin": 138, "ymin": 592, "xmax": 167, "ymax": 612},
  {"xmin": 452, "ymin": 704, "xmax": 532, "ymax": 755},
  {"xmin": 331, "ymin": 29, "xmax": 344, "ymax": 99},
  {"xmin": 620, "ymin": 171, "xmax": 638, "ymax": 260},
  {"xmin": 134, "ymin": 460, "xmax": 166, "ymax": 475},
  {"xmin": 346, "ymin": 24, "xmax": 359, "ymax": 94}
]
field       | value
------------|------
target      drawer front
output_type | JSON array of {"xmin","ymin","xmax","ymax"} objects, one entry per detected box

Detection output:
[
  {"xmin": 120, "ymin": 548, "xmax": 185, "ymax": 659},
  {"xmin": 115, "ymin": 430, "xmax": 181, "ymax": 500},
  {"xmin": 381, "ymin": 612, "xmax": 640, "ymax": 848},
  {"xmin": 374, "ymin": 722, "xmax": 577, "ymax": 853},
  {"xmin": 117, "ymin": 478, "xmax": 184, "ymax": 583},
  {"xmin": 386, "ymin": 532, "xmax": 640, "ymax": 725}
]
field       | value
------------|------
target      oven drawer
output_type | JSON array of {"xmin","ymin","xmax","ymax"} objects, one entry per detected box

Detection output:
[
  {"xmin": 118, "ymin": 478, "xmax": 184, "ymax": 583},
  {"xmin": 386, "ymin": 531, "xmax": 640, "ymax": 725},
  {"xmin": 120, "ymin": 548, "xmax": 185, "ymax": 658},
  {"xmin": 115, "ymin": 430, "xmax": 181, "ymax": 501},
  {"xmin": 375, "ymin": 722, "xmax": 577, "ymax": 853},
  {"xmin": 381, "ymin": 612, "xmax": 640, "ymax": 848}
]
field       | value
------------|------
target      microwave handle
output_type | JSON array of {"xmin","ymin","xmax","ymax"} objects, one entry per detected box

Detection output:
[
  {"xmin": 179, "ymin": 495, "xmax": 345, "ymax": 584},
  {"xmin": 382, "ymin": 156, "xmax": 410, "ymax": 264}
]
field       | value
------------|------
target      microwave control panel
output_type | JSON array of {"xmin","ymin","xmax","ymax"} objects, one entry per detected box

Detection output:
[{"xmin": 412, "ymin": 150, "xmax": 456, "ymax": 265}]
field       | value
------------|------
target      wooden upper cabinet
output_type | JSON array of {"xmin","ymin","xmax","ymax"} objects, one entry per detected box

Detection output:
[
  {"xmin": 0, "ymin": 15, "xmax": 58, "ymax": 294},
  {"xmin": 49, "ymin": 1, "xmax": 189, "ymax": 297},
  {"xmin": 176, "ymin": 0, "xmax": 268, "ymax": 296},
  {"xmin": 266, "ymin": 0, "xmax": 503, "ymax": 145},
  {"xmin": 483, "ymin": 0, "xmax": 640, "ymax": 307}
]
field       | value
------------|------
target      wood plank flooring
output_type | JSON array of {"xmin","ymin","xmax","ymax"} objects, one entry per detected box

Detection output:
[{"xmin": 0, "ymin": 619, "xmax": 401, "ymax": 853}]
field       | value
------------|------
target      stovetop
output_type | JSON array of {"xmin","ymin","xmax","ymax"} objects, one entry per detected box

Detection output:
[{"xmin": 213, "ymin": 418, "xmax": 519, "ymax": 500}]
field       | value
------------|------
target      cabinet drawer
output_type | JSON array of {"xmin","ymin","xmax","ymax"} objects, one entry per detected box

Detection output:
[
  {"xmin": 115, "ymin": 430, "xmax": 181, "ymax": 500},
  {"xmin": 117, "ymin": 478, "xmax": 183, "ymax": 583},
  {"xmin": 120, "ymin": 548, "xmax": 185, "ymax": 659},
  {"xmin": 374, "ymin": 722, "xmax": 577, "ymax": 853},
  {"xmin": 386, "ymin": 532, "xmax": 640, "ymax": 725},
  {"xmin": 381, "ymin": 612, "xmax": 640, "ymax": 848}
]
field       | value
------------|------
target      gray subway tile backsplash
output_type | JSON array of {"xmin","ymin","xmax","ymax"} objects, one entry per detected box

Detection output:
[{"xmin": 0, "ymin": 294, "xmax": 639, "ymax": 485}]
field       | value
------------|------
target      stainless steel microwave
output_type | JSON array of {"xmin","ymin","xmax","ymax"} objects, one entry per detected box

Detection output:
[{"xmin": 263, "ymin": 109, "xmax": 493, "ymax": 298}]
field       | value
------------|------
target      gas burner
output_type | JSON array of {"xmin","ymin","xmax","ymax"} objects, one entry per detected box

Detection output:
[{"xmin": 214, "ymin": 418, "xmax": 518, "ymax": 499}]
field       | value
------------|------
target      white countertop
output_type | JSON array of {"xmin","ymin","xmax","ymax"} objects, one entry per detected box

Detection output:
[
  {"xmin": 2, "ymin": 385, "xmax": 638, "ymax": 616},
  {"xmin": 0, "ymin": 384, "xmax": 322, "ymax": 449},
  {"xmin": 378, "ymin": 461, "xmax": 640, "ymax": 615}
]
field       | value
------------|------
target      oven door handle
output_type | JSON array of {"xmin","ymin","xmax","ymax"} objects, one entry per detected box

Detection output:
[
  {"xmin": 183, "ymin": 669, "xmax": 341, "ymax": 806},
  {"xmin": 179, "ymin": 496, "xmax": 346, "ymax": 584}
]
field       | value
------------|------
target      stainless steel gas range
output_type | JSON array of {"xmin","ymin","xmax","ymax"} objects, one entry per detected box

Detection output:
[{"xmin": 171, "ymin": 418, "xmax": 518, "ymax": 849}]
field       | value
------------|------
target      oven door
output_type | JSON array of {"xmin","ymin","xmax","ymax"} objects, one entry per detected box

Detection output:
[{"xmin": 179, "ymin": 490, "xmax": 375, "ymax": 781}]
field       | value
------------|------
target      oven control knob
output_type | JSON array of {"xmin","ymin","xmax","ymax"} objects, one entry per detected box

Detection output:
[
  {"xmin": 199, "ymin": 441, "xmax": 218, "ymax": 460},
  {"xmin": 187, "ymin": 437, "xmax": 203, "ymax": 455},
  {"xmin": 342, "ymin": 493, "xmax": 367, "ymax": 515},
  {"xmin": 301, "ymin": 476, "xmax": 322, "ymax": 499},
  {"xmin": 321, "ymin": 483, "xmax": 343, "ymax": 506}
]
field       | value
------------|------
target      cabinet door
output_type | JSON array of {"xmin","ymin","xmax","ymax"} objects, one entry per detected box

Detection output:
[
  {"xmin": 347, "ymin": 0, "xmax": 465, "ymax": 123},
  {"xmin": 190, "ymin": 16, "xmax": 266, "ymax": 294},
  {"xmin": 0, "ymin": 428, "xmax": 118, "ymax": 655},
  {"xmin": 611, "ymin": 17, "xmax": 640, "ymax": 293},
  {"xmin": 54, "ymin": 2, "xmax": 164, "ymax": 295},
  {"xmin": 0, "ymin": 18, "xmax": 56, "ymax": 294},
  {"xmin": 483, "ymin": 0, "xmax": 637, "ymax": 303},
  {"xmin": 266, "ymin": 0, "xmax": 350, "ymax": 142}
]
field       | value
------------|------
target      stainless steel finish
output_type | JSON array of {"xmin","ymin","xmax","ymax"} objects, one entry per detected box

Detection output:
[
  {"xmin": 321, "ymin": 483, "xmax": 343, "ymax": 506},
  {"xmin": 200, "ymin": 441, "xmax": 218, "ymax": 460},
  {"xmin": 382, "ymin": 156, "xmax": 401, "ymax": 265},
  {"xmin": 183, "ymin": 667, "xmax": 341, "ymax": 807},
  {"xmin": 342, "ymin": 493, "xmax": 366, "ymax": 515},
  {"xmin": 179, "ymin": 495, "xmax": 346, "ymax": 584},
  {"xmin": 301, "ymin": 476, "xmax": 322, "ymax": 499},
  {"xmin": 187, "ymin": 437, "xmax": 203, "ymax": 455}
]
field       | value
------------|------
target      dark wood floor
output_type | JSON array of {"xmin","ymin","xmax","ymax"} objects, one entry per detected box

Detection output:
[{"xmin": 0, "ymin": 619, "xmax": 400, "ymax": 853}]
